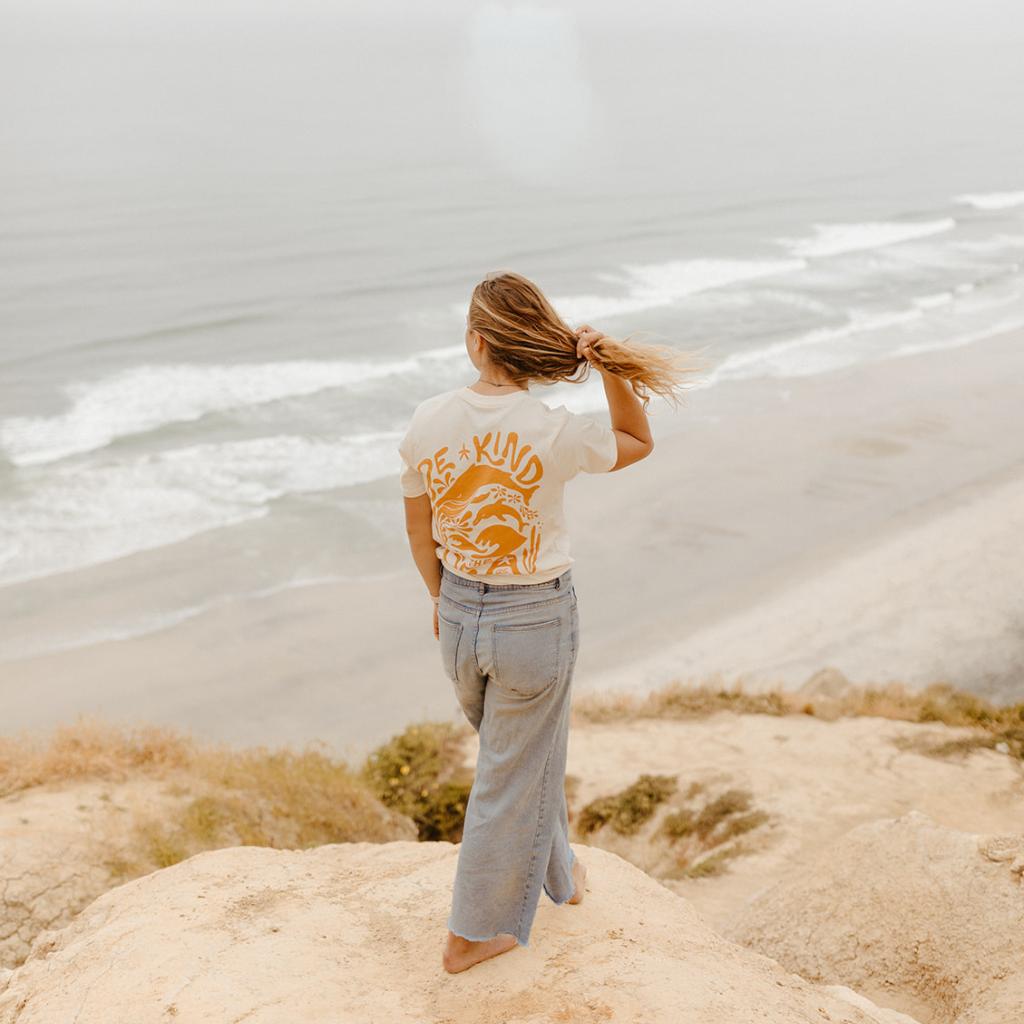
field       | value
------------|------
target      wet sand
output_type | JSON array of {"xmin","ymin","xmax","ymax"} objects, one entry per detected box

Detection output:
[{"xmin": 1, "ymin": 326, "xmax": 1022, "ymax": 762}]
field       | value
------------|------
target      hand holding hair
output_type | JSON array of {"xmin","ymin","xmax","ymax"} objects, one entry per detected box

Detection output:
[{"xmin": 574, "ymin": 324, "xmax": 606, "ymax": 367}]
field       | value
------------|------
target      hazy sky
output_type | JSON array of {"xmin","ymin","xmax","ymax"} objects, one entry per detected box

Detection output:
[
  {"xmin": 3, "ymin": 0, "xmax": 1023, "ymax": 33},
  {"xmin": 2, "ymin": 0, "xmax": 1020, "ymax": 199}
]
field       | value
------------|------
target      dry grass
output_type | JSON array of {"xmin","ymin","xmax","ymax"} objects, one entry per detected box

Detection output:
[
  {"xmin": 572, "ymin": 678, "xmax": 1024, "ymax": 760},
  {"xmin": 574, "ymin": 768, "xmax": 773, "ymax": 880},
  {"xmin": 890, "ymin": 730, "xmax": 1023, "ymax": 761},
  {"xmin": 573, "ymin": 679, "xmax": 792, "ymax": 724},
  {"xmin": 677, "ymin": 843, "xmax": 749, "ymax": 879},
  {"xmin": 4, "ymin": 671, "xmax": 1019, "ymax": 886},
  {"xmin": 0, "ymin": 716, "xmax": 194, "ymax": 798},
  {"xmin": 659, "ymin": 785, "xmax": 771, "ymax": 879},
  {"xmin": 0, "ymin": 714, "xmax": 418, "ymax": 883},
  {"xmin": 692, "ymin": 789, "xmax": 753, "ymax": 839},
  {"xmin": 576, "ymin": 774, "xmax": 678, "ymax": 837},
  {"xmin": 107, "ymin": 737, "xmax": 417, "ymax": 879},
  {"xmin": 125, "ymin": 720, "xmax": 496, "ymax": 875},
  {"xmin": 661, "ymin": 807, "xmax": 697, "ymax": 839},
  {"xmin": 718, "ymin": 810, "xmax": 770, "ymax": 842}
]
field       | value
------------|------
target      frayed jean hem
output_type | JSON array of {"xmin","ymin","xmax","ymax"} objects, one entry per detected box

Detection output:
[{"xmin": 446, "ymin": 919, "xmax": 528, "ymax": 948}]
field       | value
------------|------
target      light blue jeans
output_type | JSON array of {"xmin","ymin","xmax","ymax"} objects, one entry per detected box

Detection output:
[{"xmin": 437, "ymin": 563, "xmax": 579, "ymax": 949}]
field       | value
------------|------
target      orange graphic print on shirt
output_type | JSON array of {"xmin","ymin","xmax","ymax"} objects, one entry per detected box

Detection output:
[{"xmin": 418, "ymin": 430, "xmax": 544, "ymax": 576}]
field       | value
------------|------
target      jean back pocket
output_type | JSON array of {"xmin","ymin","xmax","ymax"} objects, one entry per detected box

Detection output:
[{"xmin": 491, "ymin": 616, "xmax": 561, "ymax": 698}]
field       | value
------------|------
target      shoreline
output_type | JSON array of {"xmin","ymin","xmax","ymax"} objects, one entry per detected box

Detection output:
[
  {"xmin": 1, "ymin": 325, "xmax": 1023, "ymax": 761},
  {"xmin": 568, "ymin": 327, "xmax": 1024, "ymax": 694},
  {"xmin": 585, "ymin": 457, "xmax": 1024, "ymax": 702}
]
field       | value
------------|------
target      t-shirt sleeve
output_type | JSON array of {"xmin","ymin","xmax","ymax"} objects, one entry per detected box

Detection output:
[
  {"xmin": 559, "ymin": 409, "xmax": 618, "ymax": 476},
  {"xmin": 397, "ymin": 425, "xmax": 428, "ymax": 498}
]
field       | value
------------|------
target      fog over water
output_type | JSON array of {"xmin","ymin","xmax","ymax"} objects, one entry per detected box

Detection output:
[{"xmin": 1, "ymin": 2, "xmax": 1022, "ymax": 640}]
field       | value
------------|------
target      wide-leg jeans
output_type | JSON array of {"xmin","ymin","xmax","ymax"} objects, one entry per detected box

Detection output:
[{"xmin": 437, "ymin": 563, "xmax": 579, "ymax": 948}]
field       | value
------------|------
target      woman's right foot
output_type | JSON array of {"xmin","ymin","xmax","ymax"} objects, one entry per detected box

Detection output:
[
  {"xmin": 442, "ymin": 931, "xmax": 518, "ymax": 974},
  {"xmin": 567, "ymin": 857, "xmax": 587, "ymax": 904}
]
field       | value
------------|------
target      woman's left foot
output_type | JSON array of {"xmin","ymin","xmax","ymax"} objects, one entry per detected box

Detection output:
[{"xmin": 442, "ymin": 931, "xmax": 518, "ymax": 973}]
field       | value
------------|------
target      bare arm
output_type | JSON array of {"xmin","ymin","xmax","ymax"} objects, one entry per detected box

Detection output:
[
  {"xmin": 403, "ymin": 493, "xmax": 442, "ymax": 638},
  {"xmin": 576, "ymin": 325, "xmax": 654, "ymax": 471}
]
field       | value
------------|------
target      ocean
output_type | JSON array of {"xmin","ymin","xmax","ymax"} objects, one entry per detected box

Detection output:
[{"xmin": 2, "ymin": 7, "xmax": 1023, "ymax": 659}]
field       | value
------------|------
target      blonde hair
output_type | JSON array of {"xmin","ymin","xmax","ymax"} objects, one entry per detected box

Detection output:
[{"xmin": 467, "ymin": 270, "xmax": 705, "ymax": 408}]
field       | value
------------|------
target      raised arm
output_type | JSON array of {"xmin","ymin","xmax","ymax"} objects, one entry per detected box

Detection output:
[{"xmin": 576, "ymin": 325, "xmax": 654, "ymax": 471}]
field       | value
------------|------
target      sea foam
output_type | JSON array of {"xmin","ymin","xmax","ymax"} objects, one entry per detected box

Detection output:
[
  {"xmin": 778, "ymin": 219, "xmax": 956, "ymax": 259},
  {"xmin": 0, "ymin": 350, "xmax": 460, "ymax": 467},
  {"xmin": 0, "ymin": 432, "xmax": 402, "ymax": 586},
  {"xmin": 448, "ymin": 258, "xmax": 806, "ymax": 324},
  {"xmin": 954, "ymin": 191, "xmax": 1024, "ymax": 211},
  {"xmin": 709, "ymin": 308, "xmax": 927, "ymax": 382}
]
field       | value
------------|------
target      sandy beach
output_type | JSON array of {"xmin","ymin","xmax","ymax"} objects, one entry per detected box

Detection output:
[
  {"xmin": 5, "ymin": 7, "xmax": 1024, "ymax": 1018},
  {"xmin": 2, "ymin": 324, "xmax": 1022, "ymax": 762}
]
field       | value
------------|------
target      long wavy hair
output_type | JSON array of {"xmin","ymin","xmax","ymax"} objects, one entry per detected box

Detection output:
[{"xmin": 467, "ymin": 270, "xmax": 705, "ymax": 408}]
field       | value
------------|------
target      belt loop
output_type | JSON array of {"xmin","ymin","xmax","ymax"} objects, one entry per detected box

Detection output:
[{"xmin": 555, "ymin": 577, "xmax": 560, "ymax": 589}]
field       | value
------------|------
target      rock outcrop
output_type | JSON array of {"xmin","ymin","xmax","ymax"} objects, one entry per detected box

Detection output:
[
  {"xmin": 0, "ymin": 769, "xmax": 417, "ymax": 972},
  {"xmin": 728, "ymin": 811, "xmax": 1024, "ymax": 1024},
  {"xmin": 0, "ymin": 778, "xmax": 167, "ymax": 970},
  {"xmin": 534, "ymin": 710, "xmax": 1024, "ymax": 933},
  {"xmin": 0, "ymin": 840, "xmax": 906, "ymax": 1024}
]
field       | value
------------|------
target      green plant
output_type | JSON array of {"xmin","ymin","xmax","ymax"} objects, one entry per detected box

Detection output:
[
  {"xmin": 576, "ymin": 774, "xmax": 678, "ymax": 836},
  {"xmin": 361, "ymin": 722, "xmax": 474, "ymax": 842}
]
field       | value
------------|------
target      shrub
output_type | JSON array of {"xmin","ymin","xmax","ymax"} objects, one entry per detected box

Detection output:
[
  {"xmin": 360, "ymin": 722, "xmax": 474, "ymax": 842},
  {"xmin": 576, "ymin": 774, "xmax": 678, "ymax": 836}
]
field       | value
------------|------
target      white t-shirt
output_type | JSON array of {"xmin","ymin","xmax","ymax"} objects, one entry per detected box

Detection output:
[{"xmin": 398, "ymin": 385, "xmax": 618, "ymax": 584}]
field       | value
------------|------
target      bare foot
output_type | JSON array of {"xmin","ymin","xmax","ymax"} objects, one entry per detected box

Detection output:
[
  {"xmin": 442, "ymin": 930, "xmax": 518, "ymax": 974},
  {"xmin": 566, "ymin": 857, "xmax": 587, "ymax": 904}
]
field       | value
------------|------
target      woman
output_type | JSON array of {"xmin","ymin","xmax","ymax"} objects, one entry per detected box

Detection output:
[{"xmin": 398, "ymin": 271, "xmax": 695, "ymax": 974}]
